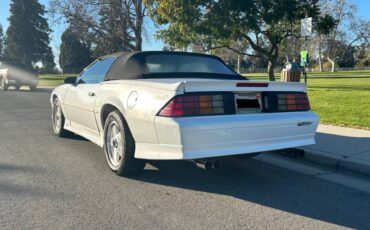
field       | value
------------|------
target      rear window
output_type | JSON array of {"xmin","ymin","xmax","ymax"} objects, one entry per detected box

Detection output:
[
  {"xmin": 145, "ymin": 54, "xmax": 235, "ymax": 75},
  {"xmin": 0, "ymin": 62, "xmax": 33, "ymax": 72},
  {"xmin": 0, "ymin": 62, "xmax": 25, "ymax": 68}
]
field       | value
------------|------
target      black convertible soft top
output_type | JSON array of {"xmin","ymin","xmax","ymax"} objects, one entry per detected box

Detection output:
[{"xmin": 102, "ymin": 51, "xmax": 246, "ymax": 81}]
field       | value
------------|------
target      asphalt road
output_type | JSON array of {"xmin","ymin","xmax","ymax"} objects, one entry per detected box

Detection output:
[{"xmin": 1, "ymin": 88, "xmax": 370, "ymax": 230}]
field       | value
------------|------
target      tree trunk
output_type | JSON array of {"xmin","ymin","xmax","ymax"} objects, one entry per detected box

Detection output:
[
  {"xmin": 327, "ymin": 57, "xmax": 336, "ymax": 72},
  {"xmin": 318, "ymin": 55, "xmax": 324, "ymax": 72},
  {"xmin": 237, "ymin": 54, "xmax": 241, "ymax": 73},
  {"xmin": 267, "ymin": 45, "xmax": 278, "ymax": 81},
  {"xmin": 318, "ymin": 41, "xmax": 324, "ymax": 72},
  {"xmin": 135, "ymin": 32, "xmax": 142, "ymax": 51},
  {"xmin": 134, "ymin": 0, "xmax": 143, "ymax": 51},
  {"xmin": 267, "ymin": 61, "xmax": 275, "ymax": 81}
]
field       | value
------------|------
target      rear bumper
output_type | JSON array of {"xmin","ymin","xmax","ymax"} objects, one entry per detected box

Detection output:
[
  {"xmin": 6, "ymin": 79, "xmax": 38, "ymax": 85},
  {"xmin": 135, "ymin": 112, "xmax": 319, "ymax": 160}
]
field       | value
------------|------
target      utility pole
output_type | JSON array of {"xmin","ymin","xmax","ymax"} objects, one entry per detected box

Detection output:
[{"xmin": 301, "ymin": 17, "xmax": 312, "ymax": 84}]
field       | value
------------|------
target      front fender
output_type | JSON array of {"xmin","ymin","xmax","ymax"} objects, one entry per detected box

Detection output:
[{"xmin": 50, "ymin": 84, "xmax": 70, "ymax": 117}]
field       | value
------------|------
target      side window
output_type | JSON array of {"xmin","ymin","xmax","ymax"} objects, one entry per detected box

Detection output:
[{"xmin": 78, "ymin": 57, "xmax": 116, "ymax": 84}]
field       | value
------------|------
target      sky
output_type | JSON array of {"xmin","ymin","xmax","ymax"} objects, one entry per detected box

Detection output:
[
  {"xmin": 0, "ymin": 0, "xmax": 369, "ymax": 66},
  {"xmin": 0, "ymin": 0, "xmax": 164, "ymax": 66}
]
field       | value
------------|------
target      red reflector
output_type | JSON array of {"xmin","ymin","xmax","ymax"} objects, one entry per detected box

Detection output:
[{"xmin": 236, "ymin": 82, "xmax": 269, "ymax": 87}]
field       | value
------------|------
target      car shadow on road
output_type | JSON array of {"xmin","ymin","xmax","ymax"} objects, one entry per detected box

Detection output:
[
  {"xmin": 129, "ymin": 156, "xmax": 370, "ymax": 229},
  {"xmin": 58, "ymin": 133, "xmax": 89, "ymax": 142},
  {"xmin": 32, "ymin": 88, "xmax": 54, "ymax": 93}
]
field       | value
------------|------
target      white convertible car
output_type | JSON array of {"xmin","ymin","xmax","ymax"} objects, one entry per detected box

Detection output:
[{"xmin": 51, "ymin": 51, "xmax": 319, "ymax": 176}]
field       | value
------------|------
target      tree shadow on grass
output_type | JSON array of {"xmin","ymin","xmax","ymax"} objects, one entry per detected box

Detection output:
[
  {"xmin": 309, "ymin": 76, "xmax": 370, "ymax": 79},
  {"xmin": 309, "ymin": 85, "xmax": 370, "ymax": 91}
]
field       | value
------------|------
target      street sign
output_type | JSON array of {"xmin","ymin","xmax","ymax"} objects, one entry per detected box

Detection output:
[
  {"xmin": 301, "ymin": 17, "xmax": 312, "ymax": 37},
  {"xmin": 300, "ymin": 50, "xmax": 309, "ymax": 67}
]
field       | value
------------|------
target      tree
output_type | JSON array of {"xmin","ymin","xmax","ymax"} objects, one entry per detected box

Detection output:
[
  {"xmin": 59, "ymin": 27, "xmax": 93, "ymax": 73},
  {"xmin": 0, "ymin": 24, "xmax": 4, "ymax": 57},
  {"xmin": 145, "ymin": 0, "xmax": 333, "ymax": 80},
  {"xmin": 354, "ymin": 44, "xmax": 370, "ymax": 68},
  {"xmin": 93, "ymin": 1, "xmax": 134, "ymax": 57},
  {"xmin": 50, "ymin": 0, "xmax": 146, "ymax": 54},
  {"xmin": 41, "ymin": 47, "xmax": 56, "ymax": 73},
  {"xmin": 5, "ymin": 0, "xmax": 53, "ymax": 68},
  {"xmin": 339, "ymin": 17, "xmax": 370, "ymax": 68},
  {"xmin": 312, "ymin": 0, "xmax": 370, "ymax": 72},
  {"xmin": 318, "ymin": 0, "xmax": 356, "ymax": 72}
]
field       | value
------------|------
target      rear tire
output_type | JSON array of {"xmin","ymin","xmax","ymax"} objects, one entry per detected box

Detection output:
[
  {"xmin": 104, "ymin": 110, "xmax": 145, "ymax": 176},
  {"xmin": 52, "ymin": 98, "xmax": 70, "ymax": 137},
  {"xmin": 1, "ymin": 78, "xmax": 8, "ymax": 91}
]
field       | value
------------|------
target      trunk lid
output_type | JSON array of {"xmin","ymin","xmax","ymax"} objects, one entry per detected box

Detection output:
[{"xmin": 178, "ymin": 79, "xmax": 308, "ymax": 114}]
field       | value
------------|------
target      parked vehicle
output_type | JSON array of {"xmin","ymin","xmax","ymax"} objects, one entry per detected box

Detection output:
[
  {"xmin": 50, "ymin": 51, "xmax": 319, "ymax": 176},
  {"xmin": 0, "ymin": 59, "xmax": 39, "ymax": 91}
]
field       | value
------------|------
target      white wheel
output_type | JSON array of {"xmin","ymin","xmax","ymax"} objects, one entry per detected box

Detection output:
[
  {"xmin": 104, "ymin": 110, "xmax": 145, "ymax": 176},
  {"xmin": 1, "ymin": 78, "xmax": 8, "ymax": 91},
  {"xmin": 106, "ymin": 120, "xmax": 124, "ymax": 169},
  {"xmin": 52, "ymin": 98, "xmax": 70, "ymax": 137}
]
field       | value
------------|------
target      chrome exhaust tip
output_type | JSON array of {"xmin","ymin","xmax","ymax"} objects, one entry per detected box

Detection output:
[
  {"xmin": 194, "ymin": 160, "xmax": 213, "ymax": 170},
  {"xmin": 194, "ymin": 158, "xmax": 222, "ymax": 170}
]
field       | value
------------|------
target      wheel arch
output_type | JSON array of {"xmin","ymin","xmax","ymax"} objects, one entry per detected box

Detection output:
[
  {"xmin": 51, "ymin": 93, "xmax": 61, "ymax": 107},
  {"xmin": 51, "ymin": 93, "xmax": 58, "ymax": 101},
  {"xmin": 100, "ymin": 103, "xmax": 126, "ymax": 129},
  {"xmin": 51, "ymin": 91, "xmax": 68, "ymax": 120}
]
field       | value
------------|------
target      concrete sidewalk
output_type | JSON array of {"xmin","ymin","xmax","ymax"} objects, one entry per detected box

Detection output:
[{"xmin": 303, "ymin": 124, "xmax": 370, "ymax": 176}]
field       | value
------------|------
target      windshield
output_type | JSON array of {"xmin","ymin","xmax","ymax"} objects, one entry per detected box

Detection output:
[{"xmin": 145, "ymin": 54, "xmax": 235, "ymax": 75}]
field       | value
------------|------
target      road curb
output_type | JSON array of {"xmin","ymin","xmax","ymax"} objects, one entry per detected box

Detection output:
[
  {"xmin": 339, "ymin": 157, "xmax": 370, "ymax": 177},
  {"xmin": 303, "ymin": 148, "xmax": 343, "ymax": 168},
  {"xmin": 302, "ymin": 148, "xmax": 370, "ymax": 177}
]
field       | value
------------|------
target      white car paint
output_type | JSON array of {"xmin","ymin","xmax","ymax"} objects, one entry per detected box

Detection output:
[{"xmin": 51, "ymin": 78, "xmax": 319, "ymax": 160}]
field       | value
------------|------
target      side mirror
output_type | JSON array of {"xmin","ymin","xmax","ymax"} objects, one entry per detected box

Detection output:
[{"xmin": 64, "ymin": 76, "xmax": 77, "ymax": 84}]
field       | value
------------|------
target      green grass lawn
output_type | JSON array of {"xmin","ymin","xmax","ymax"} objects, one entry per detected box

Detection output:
[
  {"xmin": 38, "ymin": 74, "xmax": 76, "ymax": 87},
  {"xmin": 39, "ymin": 71, "xmax": 370, "ymax": 130},
  {"xmin": 244, "ymin": 70, "xmax": 370, "ymax": 130}
]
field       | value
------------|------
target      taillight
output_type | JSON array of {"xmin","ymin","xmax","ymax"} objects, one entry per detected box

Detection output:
[
  {"xmin": 158, "ymin": 93, "xmax": 235, "ymax": 117},
  {"xmin": 263, "ymin": 92, "xmax": 310, "ymax": 112}
]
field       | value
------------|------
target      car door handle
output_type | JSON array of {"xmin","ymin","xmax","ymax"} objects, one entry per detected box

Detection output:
[{"xmin": 88, "ymin": 92, "xmax": 96, "ymax": 97}]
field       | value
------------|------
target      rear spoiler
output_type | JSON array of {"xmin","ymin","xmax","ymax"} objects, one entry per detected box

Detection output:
[{"xmin": 179, "ymin": 80, "xmax": 307, "ymax": 93}]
